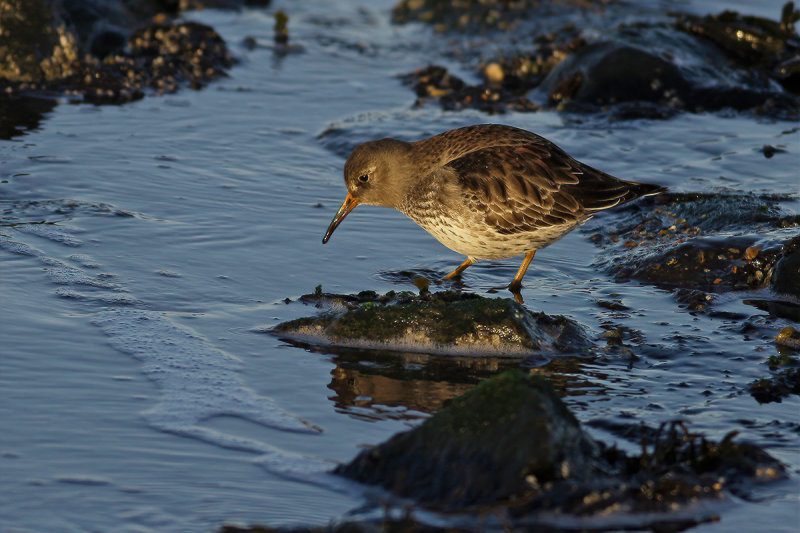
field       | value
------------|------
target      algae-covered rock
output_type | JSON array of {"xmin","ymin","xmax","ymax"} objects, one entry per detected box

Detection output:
[
  {"xmin": 222, "ymin": 374, "xmax": 784, "ymax": 530},
  {"xmin": 336, "ymin": 371, "xmax": 602, "ymax": 509},
  {"xmin": 272, "ymin": 290, "xmax": 591, "ymax": 356},
  {"xmin": 334, "ymin": 372, "xmax": 785, "ymax": 526}
]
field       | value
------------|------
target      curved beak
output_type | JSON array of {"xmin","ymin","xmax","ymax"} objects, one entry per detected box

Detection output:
[{"xmin": 322, "ymin": 192, "xmax": 359, "ymax": 244}]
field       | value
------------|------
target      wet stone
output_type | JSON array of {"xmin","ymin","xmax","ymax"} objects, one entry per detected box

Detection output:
[
  {"xmin": 0, "ymin": 0, "xmax": 238, "ymax": 104},
  {"xmin": 589, "ymin": 193, "xmax": 800, "ymax": 298},
  {"xmin": 772, "ymin": 235, "xmax": 800, "ymax": 297},
  {"xmin": 401, "ymin": 64, "xmax": 539, "ymax": 114},
  {"xmin": 391, "ymin": 0, "xmax": 600, "ymax": 32},
  {"xmin": 749, "ymin": 348, "xmax": 800, "ymax": 404},
  {"xmin": 675, "ymin": 3, "xmax": 800, "ymax": 82},
  {"xmin": 776, "ymin": 326, "xmax": 800, "ymax": 350},
  {"xmin": 397, "ymin": 3, "xmax": 800, "ymax": 119},
  {"xmin": 221, "ymin": 520, "xmax": 471, "ymax": 533},
  {"xmin": 542, "ymin": 42, "xmax": 691, "ymax": 108},
  {"xmin": 336, "ymin": 372, "xmax": 601, "ymax": 509},
  {"xmin": 272, "ymin": 289, "xmax": 592, "ymax": 356},
  {"xmin": 335, "ymin": 372, "xmax": 785, "ymax": 527}
]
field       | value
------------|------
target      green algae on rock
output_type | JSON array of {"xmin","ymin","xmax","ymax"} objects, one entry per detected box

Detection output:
[
  {"xmin": 336, "ymin": 371, "xmax": 601, "ymax": 509},
  {"xmin": 271, "ymin": 290, "xmax": 591, "ymax": 356},
  {"xmin": 335, "ymin": 372, "xmax": 785, "ymax": 528}
]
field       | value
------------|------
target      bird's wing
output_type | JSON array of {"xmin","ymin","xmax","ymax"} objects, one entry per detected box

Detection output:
[{"xmin": 442, "ymin": 142, "xmax": 633, "ymax": 235}]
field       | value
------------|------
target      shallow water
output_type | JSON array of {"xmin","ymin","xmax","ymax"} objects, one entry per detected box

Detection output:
[{"xmin": 1, "ymin": 1, "xmax": 799, "ymax": 532}]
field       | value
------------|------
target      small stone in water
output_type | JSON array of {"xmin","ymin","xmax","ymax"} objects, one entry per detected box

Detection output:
[
  {"xmin": 484, "ymin": 62, "xmax": 504, "ymax": 84},
  {"xmin": 745, "ymin": 246, "xmax": 760, "ymax": 260},
  {"xmin": 412, "ymin": 276, "xmax": 430, "ymax": 293},
  {"xmin": 776, "ymin": 326, "xmax": 800, "ymax": 349}
]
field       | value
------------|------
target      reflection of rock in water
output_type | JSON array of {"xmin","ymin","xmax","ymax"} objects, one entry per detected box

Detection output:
[
  {"xmin": 326, "ymin": 349, "xmax": 514, "ymax": 420},
  {"xmin": 329, "ymin": 365, "xmax": 473, "ymax": 420},
  {"xmin": 0, "ymin": 94, "xmax": 57, "ymax": 140}
]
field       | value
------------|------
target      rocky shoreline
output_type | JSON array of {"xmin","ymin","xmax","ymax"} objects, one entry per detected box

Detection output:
[{"xmin": 2, "ymin": 1, "xmax": 796, "ymax": 531}]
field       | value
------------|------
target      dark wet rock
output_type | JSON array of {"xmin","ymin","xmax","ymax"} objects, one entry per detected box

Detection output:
[
  {"xmin": 336, "ymin": 372, "xmax": 785, "ymax": 525},
  {"xmin": 761, "ymin": 144, "xmax": 788, "ymax": 158},
  {"xmin": 744, "ymin": 299, "xmax": 800, "ymax": 322},
  {"xmin": 772, "ymin": 235, "xmax": 800, "ymax": 297},
  {"xmin": 401, "ymin": 65, "xmax": 539, "ymax": 114},
  {"xmin": 676, "ymin": 2, "xmax": 800, "ymax": 93},
  {"xmin": 221, "ymin": 519, "xmax": 470, "ymax": 533},
  {"xmin": 776, "ymin": 326, "xmax": 800, "ymax": 349},
  {"xmin": 18, "ymin": 21, "xmax": 232, "ymax": 104},
  {"xmin": 0, "ymin": 0, "xmax": 240, "ymax": 104},
  {"xmin": 589, "ymin": 193, "xmax": 800, "ymax": 298},
  {"xmin": 0, "ymin": 94, "xmax": 57, "ymax": 140},
  {"xmin": 391, "ymin": 0, "xmax": 603, "ymax": 32},
  {"xmin": 750, "ymin": 369, "xmax": 800, "ymax": 403},
  {"xmin": 750, "ymin": 344, "xmax": 800, "ymax": 403},
  {"xmin": 483, "ymin": 33, "xmax": 586, "ymax": 88},
  {"xmin": 337, "ymin": 372, "xmax": 603, "ymax": 510},
  {"xmin": 272, "ymin": 289, "xmax": 591, "ymax": 356},
  {"xmin": 541, "ymin": 39, "xmax": 799, "ymax": 118},
  {"xmin": 398, "ymin": 3, "xmax": 800, "ymax": 119},
  {"xmin": 542, "ymin": 41, "xmax": 690, "ymax": 108},
  {"xmin": 0, "ymin": 0, "xmax": 80, "ymax": 83}
]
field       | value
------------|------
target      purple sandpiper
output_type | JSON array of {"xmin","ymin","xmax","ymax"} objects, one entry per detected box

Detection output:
[{"xmin": 323, "ymin": 124, "xmax": 665, "ymax": 300}]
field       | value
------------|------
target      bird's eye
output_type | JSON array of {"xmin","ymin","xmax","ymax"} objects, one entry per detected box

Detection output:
[{"xmin": 358, "ymin": 173, "xmax": 369, "ymax": 184}]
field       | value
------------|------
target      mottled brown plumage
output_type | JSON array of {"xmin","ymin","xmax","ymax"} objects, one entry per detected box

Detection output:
[{"xmin": 323, "ymin": 124, "xmax": 665, "ymax": 299}]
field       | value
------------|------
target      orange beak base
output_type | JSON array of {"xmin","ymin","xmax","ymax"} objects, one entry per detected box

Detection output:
[{"xmin": 322, "ymin": 192, "xmax": 359, "ymax": 244}]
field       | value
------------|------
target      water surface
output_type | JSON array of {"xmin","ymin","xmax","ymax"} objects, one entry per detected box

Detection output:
[{"xmin": 1, "ymin": 1, "xmax": 798, "ymax": 532}]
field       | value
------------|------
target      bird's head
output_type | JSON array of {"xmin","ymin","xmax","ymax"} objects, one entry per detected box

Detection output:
[{"xmin": 323, "ymin": 138, "xmax": 413, "ymax": 244}]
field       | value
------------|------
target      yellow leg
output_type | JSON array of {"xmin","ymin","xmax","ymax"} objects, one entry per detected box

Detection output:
[
  {"xmin": 444, "ymin": 257, "xmax": 475, "ymax": 279},
  {"xmin": 508, "ymin": 250, "xmax": 536, "ymax": 295}
]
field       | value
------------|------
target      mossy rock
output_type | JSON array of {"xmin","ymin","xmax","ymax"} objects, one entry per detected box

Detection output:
[
  {"xmin": 336, "ymin": 371, "xmax": 601, "ymax": 509},
  {"xmin": 272, "ymin": 291, "xmax": 591, "ymax": 356}
]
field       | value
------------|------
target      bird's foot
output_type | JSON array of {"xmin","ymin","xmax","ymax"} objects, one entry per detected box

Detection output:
[{"xmin": 508, "ymin": 282, "xmax": 524, "ymax": 303}]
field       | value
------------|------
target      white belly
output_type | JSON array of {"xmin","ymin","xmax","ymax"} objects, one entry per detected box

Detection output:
[{"xmin": 410, "ymin": 211, "xmax": 580, "ymax": 260}]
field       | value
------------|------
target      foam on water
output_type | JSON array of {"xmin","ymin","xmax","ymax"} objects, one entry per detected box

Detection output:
[{"xmin": 1, "ymin": 222, "xmax": 330, "ymax": 481}]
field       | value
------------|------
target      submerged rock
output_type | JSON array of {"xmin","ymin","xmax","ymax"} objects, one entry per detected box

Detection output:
[
  {"xmin": 589, "ymin": 193, "xmax": 800, "ymax": 300},
  {"xmin": 750, "ymin": 344, "xmax": 800, "ymax": 403},
  {"xmin": 271, "ymin": 290, "xmax": 592, "ymax": 356},
  {"xmin": 335, "ymin": 372, "xmax": 784, "ymax": 526}
]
